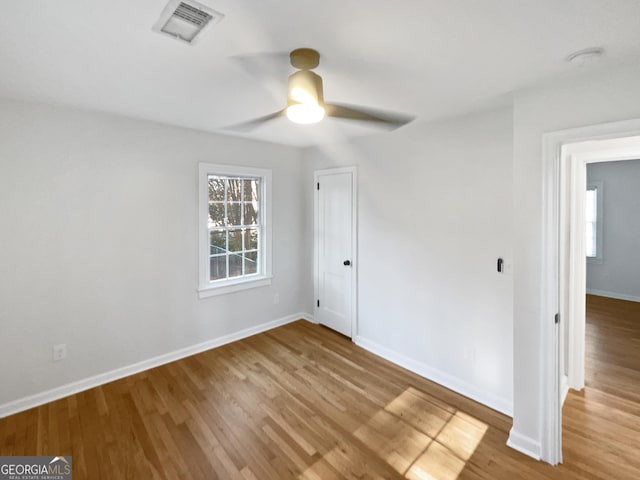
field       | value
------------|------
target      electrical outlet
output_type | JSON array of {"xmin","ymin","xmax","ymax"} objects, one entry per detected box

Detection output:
[
  {"xmin": 53, "ymin": 344, "xmax": 67, "ymax": 362},
  {"xmin": 273, "ymin": 293, "xmax": 280, "ymax": 304}
]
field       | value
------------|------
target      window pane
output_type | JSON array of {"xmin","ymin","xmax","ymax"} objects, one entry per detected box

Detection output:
[
  {"xmin": 210, "ymin": 255, "xmax": 227, "ymax": 281},
  {"xmin": 210, "ymin": 231, "xmax": 226, "ymax": 255},
  {"xmin": 228, "ymin": 202, "xmax": 242, "ymax": 226},
  {"xmin": 208, "ymin": 177, "xmax": 225, "ymax": 201},
  {"xmin": 228, "ymin": 229, "xmax": 243, "ymax": 252},
  {"xmin": 244, "ymin": 179, "xmax": 259, "ymax": 202},
  {"xmin": 244, "ymin": 201, "xmax": 259, "ymax": 225},
  {"xmin": 229, "ymin": 253, "xmax": 243, "ymax": 278},
  {"xmin": 208, "ymin": 203, "xmax": 225, "ymax": 227},
  {"xmin": 202, "ymin": 170, "xmax": 267, "ymax": 288},
  {"xmin": 244, "ymin": 228, "xmax": 258, "ymax": 250},
  {"xmin": 586, "ymin": 189, "xmax": 597, "ymax": 222},
  {"xmin": 586, "ymin": 187, "xmax": 598, "ymax": 257},
  {"xmin": 244, "ymin": 251, "xmax": 258, "ymax": 275},
  {"xmin": 227, "ymin": 179, "xmax": 242, "ymax": 202}
]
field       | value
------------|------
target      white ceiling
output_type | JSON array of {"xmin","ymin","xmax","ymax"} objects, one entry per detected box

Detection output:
[{"xmin": 2, "ymin": 0, "xmax": 640, "ymax": 147}]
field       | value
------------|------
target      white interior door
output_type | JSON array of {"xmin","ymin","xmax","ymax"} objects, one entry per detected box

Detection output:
[{"xmin": 315, "ymin": 168, "xmax": 356, "ymax": 337}]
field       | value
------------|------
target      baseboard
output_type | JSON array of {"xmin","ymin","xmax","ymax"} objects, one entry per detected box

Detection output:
[
  {"xmin": 586, "ymin": 289, "xmax": 640, "ymax": 303},
  {"xmin": 507, "ymin": 427, "xmax": 542, "ymax": 460},
  {"xmin": 0, "ymin": 312, "xmax": 310, "ymax": 419},
  {"xmin": 353, "ymin": 335, "xmax": 513, "ymax": 417}
]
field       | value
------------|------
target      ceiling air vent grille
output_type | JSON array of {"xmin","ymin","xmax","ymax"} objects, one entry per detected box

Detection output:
[
  {"xmin": 153, "ymin": 0, "xmax": 224, "ymax": 45},
  {"xmin": 173, "ymin": 3, "xmax": 212, "ymax": 28}
]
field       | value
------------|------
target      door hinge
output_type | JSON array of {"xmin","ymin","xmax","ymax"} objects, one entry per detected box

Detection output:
[
  {"xmin": 317, "ymin": 182, "xmax": 320, "ymax": 190},
  {"xmin": 317, "ymin": 299, "xmax": 320, "ymax": 308},
  {"xmin": 555, "ymin": 313, "xmax": 560, "ymax": 324}
]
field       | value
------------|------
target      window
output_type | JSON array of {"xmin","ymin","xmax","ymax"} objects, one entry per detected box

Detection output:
[
  {"xmin": 199, "ymin": 164, "xmax": 271, "ymax": 297},
  {"xmin": 585, "ymin": 182, "xmax": 602, "ymax": 262}
]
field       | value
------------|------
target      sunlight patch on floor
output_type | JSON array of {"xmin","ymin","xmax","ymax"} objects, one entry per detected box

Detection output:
[
  {"xmin": 406, "ymin": 441, "xmax": 466, "ymax": 480},
  {"xmin": 354, "ymin": 409, "xmax": 432, "ymax": 472},
  {"xmin": 298, "ymin": 387, "xmax": 488, "ymax": 479}
]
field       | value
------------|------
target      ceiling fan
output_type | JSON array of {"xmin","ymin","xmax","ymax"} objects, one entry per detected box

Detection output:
[{"xmin": 223, "ymin": 48, "xmax": 414, "ymax": 132}]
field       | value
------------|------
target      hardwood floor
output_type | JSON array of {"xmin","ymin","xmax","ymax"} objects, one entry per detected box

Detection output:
[
  {"xmin": 1, "ymin": 307, "xmax": 638, "ymax": 479},
  {"xmin": 559, "ymin": 294, "xmax": 640, "ymax": 479},
  {"xmin": 583, "ymin": 294, "xmax": 640, "ymax": 403}
]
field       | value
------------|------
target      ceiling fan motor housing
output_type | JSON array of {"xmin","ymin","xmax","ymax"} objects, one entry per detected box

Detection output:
[{"xmin": 289, "ymin": 48, "xmax": 320, "ymax": 70}]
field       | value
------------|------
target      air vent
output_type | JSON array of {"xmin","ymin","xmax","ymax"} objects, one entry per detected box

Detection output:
[{"xmin": 152, "ymin": 0, "xmax": 224, "ymax": 44}]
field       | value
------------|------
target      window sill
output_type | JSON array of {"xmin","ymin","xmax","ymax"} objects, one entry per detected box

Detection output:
[
  {"xmin": 587, "ymin": 256, "xmax": 603, "ymax": 265},
  {"xmin": 198, "ymin": 275, "xmax": 272, "ymax": 298}
]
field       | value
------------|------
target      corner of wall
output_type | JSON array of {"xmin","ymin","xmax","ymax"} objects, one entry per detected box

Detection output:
[{"xmin": 300, "ymin": 312, "xmax": 316, "ymax": 323}]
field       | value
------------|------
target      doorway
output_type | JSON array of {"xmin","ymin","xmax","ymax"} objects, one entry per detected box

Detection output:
[
  {"xmin": 541, "ymin": 121, "xmax": 640, "ymax": 464},
  {"xmin": 314, "ymin": 167, "xmax": 357, "ymax": 338},
  {"xmin": 559, "ymin": 137, "xmax": 640, "ymax": 398}
]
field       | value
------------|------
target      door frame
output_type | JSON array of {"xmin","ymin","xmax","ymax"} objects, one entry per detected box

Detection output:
[
  {"xmin": 313, "ymin": 166, "xmax": 358, "ymax": 338},
  {"xmin": 560, "ymin": 139, "xmax": 640, "ymax": 398},
  {"xmin": 541, "ymin": 118, "xmax": 640, "ymax": 464}
]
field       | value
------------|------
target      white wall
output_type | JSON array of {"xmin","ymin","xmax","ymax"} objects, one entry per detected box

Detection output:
[
  {"xmin": 587, "ymin": 159, "xmax": 640, "ymax": 301},
  {"xmin": 304, "ymin": 108, "xmax": 515, "ymax": 414},
  {"xmin": 512, "ymin": 63, "xmax": 640, "ymax": 457},
  {"xmin": 0, "ymin": 99, "xmax": 309, "ymax": 410}
]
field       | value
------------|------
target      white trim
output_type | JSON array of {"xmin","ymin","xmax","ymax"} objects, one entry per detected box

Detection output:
[
  {"xmin": 354, "ymin": 335, "xmax": 513, "ymax": 416},
  {"xmin": 564, "ymin": 151, "xmax": 587, "ymax": 392},
  {"xmin": 198, "ymin": 163, "xmax": 272, "ymax": 296},
  {"xmin": 0, "ymin": 312, "xmax": 309, "ymax": 419},
  {"xmin": 198, "ymin": 276, "xmax": 272, "ymax": 298},
  {"xmin": 313, "ymin": 166, "xmax": 358, "ymax": 339},
  {"xmin": 541, "ymin": 118, "xmax": 640, "ymax": 465},
  {"xmin": 586, "ymin": 289, "xmax": 640, "ymax": 303},
  {"xmin": 507, "ymin": 428, "xmax": 542, "ymax": 460},
  {"xmin": 561, "ymin": 374, "xmax": 569, "ymax": 406},
  {"xmin": 541, "ymin": 130, "xmax": 563, "ymax": 465}
]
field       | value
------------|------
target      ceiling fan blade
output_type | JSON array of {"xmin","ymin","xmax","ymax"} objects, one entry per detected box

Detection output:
[
  {"xmin": 227, "ymin": 51, "xmax": 292, "ymax": 80},
  {"xmin": 220, "ymin": 110, "xmax": 285, "ymax": 132},
  {"xmin": 324, "ymin": 103, "xmax": 414, "ymax": 130}
]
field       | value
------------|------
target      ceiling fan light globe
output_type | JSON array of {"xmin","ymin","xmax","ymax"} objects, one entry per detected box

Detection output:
[{"xmin": 286, "ymin": 103, "xmax": 325, "ymax": 124}]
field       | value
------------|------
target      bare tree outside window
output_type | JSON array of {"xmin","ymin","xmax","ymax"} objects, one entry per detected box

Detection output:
[{"xmin": 208, "ymin": 175, "xmax": 261, "ymax": 281}]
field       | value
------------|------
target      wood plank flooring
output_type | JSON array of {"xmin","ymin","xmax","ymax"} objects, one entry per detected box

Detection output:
[
  {"xmin": 1, "ymin": 301, "xmax": 638, "ymax": 479},
  {"xmin": 583, "ymin": 294, "xmax": 640, "ymax": 403},
  {"xmin": 559, "ymin": 294, "xmax": 640, "ymax": 479}
]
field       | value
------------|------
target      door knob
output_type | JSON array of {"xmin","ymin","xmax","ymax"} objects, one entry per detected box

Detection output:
[{"xmin": 343, "ymin": 260, "xmax": 351, "ymax": 266}]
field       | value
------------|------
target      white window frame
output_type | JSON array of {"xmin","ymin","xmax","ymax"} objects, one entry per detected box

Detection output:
[
  {"xmin": 586, "ymin": 181, "xmax": 603, "ymax": 264},
  {"xmin": 198, "ymin": 163, "xmax": 272, "ymax": 298}
]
